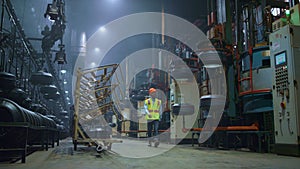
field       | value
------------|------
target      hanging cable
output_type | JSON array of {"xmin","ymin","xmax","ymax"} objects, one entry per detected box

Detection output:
[
  {"xmin": 279, "ymin": 119, "xmax": 283, "ymax": 136},
  {"xmin": 0, "ymin": 0, "xmax": 4, "ymax": 32},
  {"xmin": 0, "ymin": 47, "xmax": 5, "ymax": 71},
  {"xmin": 287, "ymin": 118, "xmax": 294, "ymax": 135}
]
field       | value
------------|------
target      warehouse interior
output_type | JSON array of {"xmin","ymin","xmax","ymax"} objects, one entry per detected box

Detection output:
[{"xmin": 0, "ymin": 0, "xmax": 300, "ymax": 168}]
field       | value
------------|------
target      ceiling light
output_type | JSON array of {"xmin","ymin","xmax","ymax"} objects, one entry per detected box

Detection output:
[{"xmin": 99, "ymin": 26, "xmax": 106, "ymax": 32}]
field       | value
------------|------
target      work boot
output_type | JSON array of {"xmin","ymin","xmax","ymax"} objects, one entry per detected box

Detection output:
[
  {"xmin": 148, "ymin": 140, "xmax": 152, "ymax": 147},
  {"xmin": 154, "ymin": 138, "xmax": 159, "ymax": 147}
]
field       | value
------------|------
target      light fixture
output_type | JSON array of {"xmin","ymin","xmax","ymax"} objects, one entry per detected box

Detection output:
[
  {"xmin": 99, "ymin": 26, "xmax": 106, "ymax": 32},
  {"xmin": 61, "ymin": 69, "xmax": 67, "ymax": 74},
  {"xmin": 90, "ymin": 62, "xmax": 96, "ymax": 67},
  {"xmin": 203, "ymin": 64, "xmax": 223, "ymax": 69},
  {"xmin": 94, "ymin": 48, "xmax": 100, "ymax": 52},
  {"xmin": 65, "ymin": 91, "xmax": 68, "ymax": 94},
  {"xmin": 44, "ymin": 0, "xmax": 59, "ymax": 21},
  {"xmin": 54, "ymin": 48, "xmax": 67, "ymax": 64}
]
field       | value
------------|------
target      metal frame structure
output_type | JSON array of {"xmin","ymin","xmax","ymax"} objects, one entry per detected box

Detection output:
[{"xmin": 73, "ymin": 64, "xmax": 122, "ymax": 151}]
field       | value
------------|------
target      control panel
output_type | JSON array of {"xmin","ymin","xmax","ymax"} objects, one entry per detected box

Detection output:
[{"xmin": 270, "ymin": 24, "xmax": 300, "ymax": 156}]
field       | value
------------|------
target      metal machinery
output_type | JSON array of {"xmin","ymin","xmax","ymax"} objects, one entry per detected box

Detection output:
[
  {"xmin": 269, "ymin": 24, "xmax": 300, "ymax": 156},
  {"xmin": 73, "ymin": 64, "xmax": 122, "ymax": 152},
  {"xmin": 0, "ymin": 0, "xmax": 69, "ymax": 162},
  {"xmin": 0, "ymin": 97, "xmax": 59, "ymax": 163},
  {"xmin": 116, "ymin": 0, "xmax": 297, "ymax": 154},
  {"xmin": 237, "ymin": 46, "xmax": 274, "ymax": 152},
  {"xmin": 189, "ymin": 0, "xmax": 293, "ymax": 152}
]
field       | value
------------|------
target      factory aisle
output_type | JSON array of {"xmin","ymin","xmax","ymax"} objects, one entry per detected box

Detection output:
[{"xmin": 0, "ymin": 138, "xmax": 299, "ymax": 169}]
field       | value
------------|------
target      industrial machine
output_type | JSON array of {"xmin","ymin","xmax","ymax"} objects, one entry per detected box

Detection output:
[
  {"xmin": 269, "ymin": 24, "xmax": 300, "ymax": 156},
  {"xmin": 238, "ymin": 46, "xmax": 275, "ymax": 150}
]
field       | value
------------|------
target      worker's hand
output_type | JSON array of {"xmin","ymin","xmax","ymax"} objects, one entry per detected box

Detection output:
[{"xmin": 148, "ymin": 114, "xmax": 152, "ymax": 118}]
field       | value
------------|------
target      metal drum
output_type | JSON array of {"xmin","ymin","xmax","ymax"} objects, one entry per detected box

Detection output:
[
  {"xmin": 30, "ymin": 71, "xmax": 53, "ymax": 85},
  {"xmin": 239, "ymin": 46, "xmax": 273, "ymax": 113},
  {"xmin": 40, "ymin": 85, "xmax": 58, "ymax": 94},
  {"xmin": 43, "ymin": 91, "xmax": 60, "ymax": 100},
  {"xmin": 6, "ymin": 88, "xmax": 29, "ymax": 107},
  {"xmin": 38, "ymin": 114, "xmax": 57, "ymax": 129},
  {"xmin": 0, "ymin": 72, "xmax": 16, "ymax": 90},
  {"xmin": 239, "ymin": 46, "xmax": 272, "ymax": 95},
  {"xmin": 30, "ymin": 104, "xmax": 48, "ymax": 115},
  {"xmin": 0, "ymin": 98, "xmax": 58, "ymax": 149}
]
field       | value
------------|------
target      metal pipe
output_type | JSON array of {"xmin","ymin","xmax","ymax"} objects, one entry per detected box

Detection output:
[
  {"xmin": 225, "ymin": 0, "xmax": 232, "ymax": 44},
  {"xmin": 248, "ymin": 2, "xmax": 255, "ymax": 47},
  {"xmin": 250, "ymin": 52, "xmax": 253, "ymax": 93},
  {"xmin": 0, "ymin": 47, "xmax": 5, "ymax": 71},
  {"xmin": 20, "ymin": 51, "xmax": 24, "ymax": 88},
  {"xmin": 183, "ymin": 123, "xmax": 259, "ymax": 132},
  {"xmin": 0, "ymin": 0, "xmax": 5, "ymax": 32},
  {"xmin": 120, "ymin": 129, "xmax": 170, "ymax": 133},
  {"xmin": 289, "ymin": 0, "xmax": 295, "ymax": 8},
  {"xmin": 4, "ymin": 0, "xmax": 37, "ymax": 70},
  {"xmin": 8, "ymin": 26, "xmax": 16, "ymax": 73}
]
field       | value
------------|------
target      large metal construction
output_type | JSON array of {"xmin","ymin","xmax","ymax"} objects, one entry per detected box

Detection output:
[
  {"xmin": 73, "ymin": 64, "xmax": 122, "ymax": 151},
  {"xmin": 0, "ymin": 0, "xmax": 68, "ymax": 163}
]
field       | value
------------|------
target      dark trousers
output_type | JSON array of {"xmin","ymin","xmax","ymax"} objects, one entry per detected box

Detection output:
[{"xmin": 147, "ymin": 120, "xmax": 159, "ymax": 140}]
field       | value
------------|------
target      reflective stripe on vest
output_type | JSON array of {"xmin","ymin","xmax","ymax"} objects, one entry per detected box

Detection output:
[{"xmin": 145, "ymin": 98, "xmax": 161, "ymax": 120}]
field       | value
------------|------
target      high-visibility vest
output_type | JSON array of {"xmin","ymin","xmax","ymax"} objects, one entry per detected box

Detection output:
[{"xmin": 145, "ymin": 98, "xmax": 161, "ymax": 120}]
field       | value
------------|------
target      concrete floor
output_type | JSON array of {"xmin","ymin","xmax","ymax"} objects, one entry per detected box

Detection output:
[{"xmin": 0, "ymin": 138, "xmax": 299, "ymax": 169}]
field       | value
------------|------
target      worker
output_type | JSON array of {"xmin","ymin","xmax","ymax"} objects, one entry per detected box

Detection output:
[{"xmin": 144, "ymin": 88, "xmax": 162, "ymax": 147}]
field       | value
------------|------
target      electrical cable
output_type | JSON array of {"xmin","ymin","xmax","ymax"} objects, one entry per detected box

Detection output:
[
  {"xmin": 279, "ymin": 119, "xmax": 283, "ymax": 136},
  {"xmin": 0, "ymin": 47, "xmax": 5, "ymax": 71},
  {"xmin": 287, "ymin": 118, "xmax": 294, "ymax": 135}
]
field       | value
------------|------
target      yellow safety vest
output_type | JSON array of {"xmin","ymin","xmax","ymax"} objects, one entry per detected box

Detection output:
[{"xmin": 145, "ymin": 98, "xmax": 161, "ymax": 120}]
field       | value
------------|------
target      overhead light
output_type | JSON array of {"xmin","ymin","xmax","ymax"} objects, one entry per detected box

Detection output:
[
  {"xmin": 61, "ymin": 70, "xmax": 67, "ymax": 74},
  {"xmin": 54, "ymin": 48, "xmax": 67, "ymax": 64},
  {"xmin": 91, "ymin": 62, "xmax": 96, "ymax": 67},
  {"xmin": 65, "ymin": 91, "xmax": 68, "ymax": 94},
  {"xmin": 203, "ymin": 64, "xmax": 223, "ymax": 69},
  {"xmin": 44, "ymin": 0, "xmax": 59, "ymax": 21},
  {"xmin": 94, "ymin": 48, "xmax": 100, "ymax": 52},
  {"xmin": 66, "ymin": 97, "xmax": 70, "ymax": 100},
  {"xmin": 99, "ymin": 26, "xmax": 106, "ymax": 32}
]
